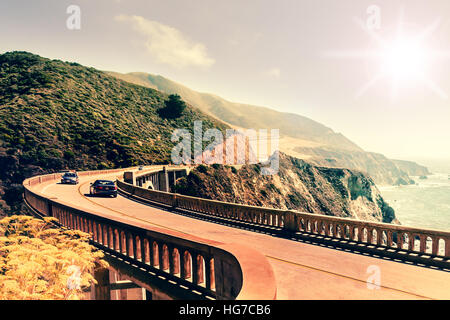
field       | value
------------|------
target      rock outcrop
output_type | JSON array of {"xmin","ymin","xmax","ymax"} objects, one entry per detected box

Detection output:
[
  {"xmin": 293, "ymin": 146, "xmax": 425, "ymax": 186},
  {"xmin": 174, "ymin": 152, "xmax": 398, "ymax": 223}
]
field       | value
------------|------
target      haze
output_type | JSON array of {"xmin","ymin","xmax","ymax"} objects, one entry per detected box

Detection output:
[{"xmin": 1, "ymin": 0, "xmax": 449, "ymax": 161}]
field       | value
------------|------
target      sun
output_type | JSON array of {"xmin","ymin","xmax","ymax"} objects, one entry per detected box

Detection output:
[
  {"xmin": 323, "ymin": 13, "xmax": 450, "ymax": 100},
  {"xmin": 381, "ymin": 37, "xmax": 429, "ymax": 82}
]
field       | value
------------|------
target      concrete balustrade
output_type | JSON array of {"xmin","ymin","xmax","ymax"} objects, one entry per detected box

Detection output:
[
  {"xmin": 122, "ymin": 167, "xmax": 450, "ymax": 263},
  {"xmin": 22, "ymin": 170, "xmax": 277, "ymax": 300}
]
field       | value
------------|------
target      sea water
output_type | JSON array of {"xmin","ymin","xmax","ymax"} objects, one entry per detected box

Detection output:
[{"xmin": 379, "ymin": 173, "xmax": 450, "ymax": 231}]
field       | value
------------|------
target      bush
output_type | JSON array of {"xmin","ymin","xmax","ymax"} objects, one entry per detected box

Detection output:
[
  {"xmin": 157, "ymin": 94, "xmax": 186, "ymax": 119},
  {"xmin": 197, "ymin": 164, "xmax": 208, "ymax": 174},
  {"xmin": 63, "ymin": 150, "xmax": 75, "ymax": 161},
  {"xmin": 0, "ymin": 215, "xmax": 107, "ymax": 300}
]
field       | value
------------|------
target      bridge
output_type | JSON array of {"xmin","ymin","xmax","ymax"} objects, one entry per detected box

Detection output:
[{"xmin": 23, "ymin": 166, "xmax": 450, "ymax": 300}]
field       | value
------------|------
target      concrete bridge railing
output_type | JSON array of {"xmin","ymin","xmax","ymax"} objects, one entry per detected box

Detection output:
[
  {"xmin": 23, "ymin": 170, "xmax": 277, "ymax": 300},
  {"xmin": 120, "ymin": 167, "xmax": 450, "ymax": 266}
]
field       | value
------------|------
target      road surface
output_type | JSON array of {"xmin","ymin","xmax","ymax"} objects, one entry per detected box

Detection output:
[{"xmin": 33, "ymin": 171, "xmax": 450, "ymax": 300}]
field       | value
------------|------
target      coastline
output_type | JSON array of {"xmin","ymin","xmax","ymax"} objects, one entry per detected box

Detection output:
[{"xmin": 378, "ymin": 173, "xmax": 450, "ymax": 231}]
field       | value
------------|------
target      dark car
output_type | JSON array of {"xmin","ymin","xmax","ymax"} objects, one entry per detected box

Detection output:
[
  {"xmin": 89, "ymin": 180, "xmax": 117, "ymax": 197},
  {"xmin": 61, "ymin": 172, "xmax": 79, "ymax": 185}
]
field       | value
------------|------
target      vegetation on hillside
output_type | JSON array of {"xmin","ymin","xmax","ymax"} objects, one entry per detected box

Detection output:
[
  {"xmin": 0, "ymin": 215, "xmax": 106, "ymax": 299},
  {"xmin": 109, "ymin": 71, "xmax": 429, "ymax": 186},
  {"xmin": 158, "ymin": 94, "xmax": 186, "ymax": 119},
  {"xmin": 0, "ymin": 51, "xmax": 229, "ymax": 215}
]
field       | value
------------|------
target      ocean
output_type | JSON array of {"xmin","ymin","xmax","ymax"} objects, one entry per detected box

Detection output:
[{"xmin": 379, "ymin": 171, "xmax": 450, "ymax": 232}]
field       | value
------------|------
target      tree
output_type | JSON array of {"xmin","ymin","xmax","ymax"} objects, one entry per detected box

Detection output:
[
  {"xmin": 0, "ymin": 215, "xmax": 107, "ymax": 300},
  {"xmin": 158, "ymin": 94, "xmax": 186, "ymax": 119}
]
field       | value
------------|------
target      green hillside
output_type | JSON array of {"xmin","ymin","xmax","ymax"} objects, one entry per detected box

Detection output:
[
  {"xmin": 0, "ymin": 51, "xmax": 228, "ymax": 214},
  {"xmin": 107, "ymin": 72, "xmax": 362, "ymax": 151}
]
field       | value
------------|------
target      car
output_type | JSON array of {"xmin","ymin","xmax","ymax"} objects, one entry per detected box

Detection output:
[
  {"xmin": 89, "ymin": 180, "xmax": 118, "ymax": 197},
  {"xmin": 138, "ymin": 166, "xmax": 144, "ymax": 170},
  {"xmin": 61, "ymin": 172, "xmax": 79, "ymax": 185}
]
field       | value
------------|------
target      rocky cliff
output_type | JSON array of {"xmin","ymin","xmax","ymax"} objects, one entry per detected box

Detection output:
[
  {"xmin": 293, "ymin": 146, "xmax": 426, "ymax": 186},
  {"xmin": 173, "ymin": 152, "xmax": 397, "ymax": 223},
  {"xmin": 392, "ymin": 159, "xmax": 430, "ymax": 176}
]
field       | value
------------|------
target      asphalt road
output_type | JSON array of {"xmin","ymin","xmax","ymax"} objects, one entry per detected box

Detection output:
[{"xmin": 33, "ymin": 172, "xmax": 450, "ymax": 300}]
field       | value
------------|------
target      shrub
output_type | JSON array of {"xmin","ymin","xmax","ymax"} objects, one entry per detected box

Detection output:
[
  {"xmin": 63, "ymin": 150, "xmax": 75, "ymax": 161},
  {"xmin": 0, "ymin": 215, "xmax": 107, "ymax": 300},
  {"xmin": 157, "ymin": 94, "xmax": 186, "ymax": 119}
]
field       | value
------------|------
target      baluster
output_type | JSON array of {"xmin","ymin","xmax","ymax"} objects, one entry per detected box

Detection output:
[
  {"xmin": 113, "ymin": 229, "xmax": 119, "ymax": 251},
  {"xmin": 120, "ymin": 231, "xmax": 126, "ymax": 255},
  {"xmin": 357, "ymin": 227, "xmax": 364, "ymax": 242},
  {"xmin": 182, "ymin": 251, "xmax": 191, "ymax": 280},
  {"xmin": 161, "ymin": 245, "xmax": 169, "ymax": 271},
  {"xmin": 387, "ymin": 231, "xmax": 393, "ymax": 248},
  {"xmin": 408, "ymin": 233, "xmax": 415, "ymax": 251},
  {"xmin": 135, "ymin": 236, "xmax": 142, "ymax": 261},
  {"xmin": 168, "ymin": 246, "xmax": 176, "ymax": 274},
  {"xmin": 173, "ymin": 248, "xmax": 180, "ymax": 274},
  {"xmin": 396, "ymin": 232, "xmax": 403, "ymax": 249},
  {"xmin": 205, "ymin": 256, "xmax": 214, "ymax": 290},
  {"xmin": 445, "ymin": 238, "xmax": 450, "ymax": 257},
  {"xmin": 128, "ymin": 233, "xmax": 134, "ymax": 258},
  {"xmin": 141, "ymin": 238, "xmax": 147, "ymax": 263},
  {"xmin": 432, "ymin": 237, "xmax": 439, "ymax": 256},
  {"xmin": 195, "ymin": 254, "xmax": 204, "ymax": 285},
  {"xmin": 98, "ymin": 224, "xmax": 103, "ymax": 245},
  {"xmin": 92, "ymin": 221, "xmax": 98, "ymax": 242},
  {"xmin": 152, "ymin": 242, "xmax": 159, "ymax": 267},
  {"xmin": 419, "ymin": 235, "xmax": 427, "ymax": 253},
  {"xmin": 192, "ymin": 253, "xmax": 199, "ymax": 285},
  {"xmin": 105, "ymin": 226, "xmax": 110, "ymax": 248},
  {"xmin": 351, "ymin": 226, "xmax": 357, "ymax": 241},
  {"xmin": 130, "ymin": 234, "xmax": 137, "ymax": 259}
]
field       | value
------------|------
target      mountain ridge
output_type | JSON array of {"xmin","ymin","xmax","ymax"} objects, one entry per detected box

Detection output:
[{"xmin": 108, "ymin": 71, "xmax": 429, "ymax": 186}]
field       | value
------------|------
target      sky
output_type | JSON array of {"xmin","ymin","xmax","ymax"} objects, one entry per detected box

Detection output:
[{"xmin": 1, "ymin": 0, "xmax": 450, "ymax": 161}]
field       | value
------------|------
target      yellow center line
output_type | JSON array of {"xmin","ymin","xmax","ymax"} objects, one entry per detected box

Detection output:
[{"xmin": 77, "ymin": 175, "xmax": 434, "ymax": 300}]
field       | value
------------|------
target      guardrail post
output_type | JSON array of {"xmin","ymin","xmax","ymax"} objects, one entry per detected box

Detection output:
[
  {"xmin": 172, "ymin": 194, "xmax": 178, "ymax": 210},
  {"xmin": 283, "ymin": 210, "xmax": 298, "ymax": 234}
]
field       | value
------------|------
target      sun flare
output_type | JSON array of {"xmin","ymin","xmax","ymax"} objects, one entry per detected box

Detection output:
[
  {"xmin": 324, "ymin": 14, "xmax": 450, "ymax": 100},
  {"xmin": 381, "ymin": 38, "xmax": 429, "ymax": 82}
]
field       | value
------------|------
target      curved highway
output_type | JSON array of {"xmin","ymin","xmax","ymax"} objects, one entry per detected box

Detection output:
[{"xmin": 33, "ymin": 171, "xmax": 450, "ymax": 300}]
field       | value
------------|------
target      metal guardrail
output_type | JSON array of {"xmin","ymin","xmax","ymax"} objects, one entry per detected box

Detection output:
[{"xmin": 23, "ymin": 170, "xmax": 277, "ymax": 300}]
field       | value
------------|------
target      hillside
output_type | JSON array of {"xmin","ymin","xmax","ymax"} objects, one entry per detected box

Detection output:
[
  {"xmin": 392, "ymin": 159, "xmax": 431, "ymax": 177},
  {"xmin": 293, "ymin": 147, "xmax": 421, "ymax": 186},
  {"xmin": 173, "ymin": 152, "xmax": 397, "ymax": 223},
  {"xmin": 108, "ymin": 71, "xmax": 428, "ymax": 185},
  {"xmin": 0, "ymin": 51, "xmax": 229, "ymax": 214},
  {"xmin": 107, "ymin": 72, "xmax": 362, "ymax": 151}
]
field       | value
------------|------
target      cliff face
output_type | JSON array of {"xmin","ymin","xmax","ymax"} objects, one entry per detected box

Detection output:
[
  {"xmin": 173, "ymin": 153, "xmax": 397, "ymax": 223},
  {"xmin": 392, "ymin": 159, "xmax": 430, "ymax": 176},
  {"xmin": 293, "ymin": 146, "xmax": 425, "ymax": 186}
]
